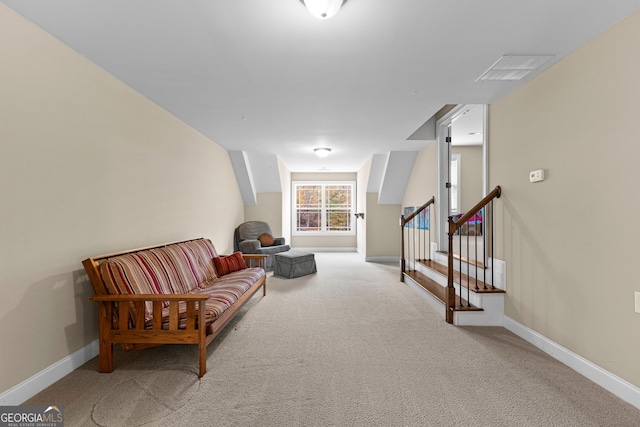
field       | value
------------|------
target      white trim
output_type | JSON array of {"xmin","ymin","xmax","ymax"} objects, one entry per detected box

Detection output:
[
  {"xmin": 482, "ymin": 104, "xmax": 489, "ymax": 196},
  {"xmin": 503, "ymin": 316, "xmax": 640, "ymax": 410},
  {"xmin": 364, "ymin": 256, "xmax": 400, "ymax": 263},
  {"xmin": 291, "ymin": 181, "xmax": 356, "ymax": 236},
  {"xmin": 454, "ymin": 293, "xmax": 504, "ymax": 326},
  {"xmin": 492, "ymin": 258, "xmax": 506, "ymax": 290},
  {"xmin": 0, "ymin": 340, "xmax": 99, "ymax": 405},
  {"xmin": 436, "ymin": 116, "xmax": 451, "ymax": 250},
  {"xmin": 435, "ymin": 104, "xmax": 488, "ymax": 251},
  {"xmin": 293, "ymin": 247, "xmax": 357, "ymax": 253}
]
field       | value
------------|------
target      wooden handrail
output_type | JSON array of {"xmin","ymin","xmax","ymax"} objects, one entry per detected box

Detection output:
[
  {"xmin": 401, "ymin": 197, "xmax": 435, "ymax": 226},
  {"xmin": 449, "ymin": 186, "xmax": 501, "ymax": 233},
  {"xmin": 447, "ymin": 185, "xmax": 502, "ymax": 323},
  {"xmin": 401, "ymin": 197, "xmax": 435, "ymax": 282}
]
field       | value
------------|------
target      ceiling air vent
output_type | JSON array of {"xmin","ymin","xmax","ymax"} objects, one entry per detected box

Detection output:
[{"xmin": 477, "ymin": 55, "xmax": 554, "ymax": 81}]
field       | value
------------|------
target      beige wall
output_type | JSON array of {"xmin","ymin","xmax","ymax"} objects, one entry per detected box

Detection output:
[
  {"xmin": 290, "ymin": 172, "xmax": 357, "ymax": 248},
  {"xmin": 245, "ymin": 192, "xmax": 283, "ymax": 237},
  {"xmin": 490, "ymin": 9, "xmax": 640, "ymax": 387},
  {"xmin": 0, "ymin": 6, "xmax": 244, "ymax": 395},
  {"xmin": 364, "ymin": 193, "xmax": 401, "ymax": 258},
  {"xmin": 402, "ymin": 143, "xmax": 438, "ymax": 245},
  {"xmin": 356, "ymin": 159, "xmax": 372, "ymax": 255},
  {"xmin": 292, "ymin": 235, "xmax": 357, "ymax": 249},
  {"xmin": 402, "ymin": 143, "xmax": 438, "ymax": 208},
  {"xmin": 453, "ymin": 145, "xmax": 483, "ymax": 213}
]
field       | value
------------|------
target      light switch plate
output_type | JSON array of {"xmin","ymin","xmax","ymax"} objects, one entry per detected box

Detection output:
[{"xmin": 635, "ymin": 292, "xmax": 640, "ymax": 313}]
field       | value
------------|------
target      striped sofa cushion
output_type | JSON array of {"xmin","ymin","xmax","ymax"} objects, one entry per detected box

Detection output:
[
  {"xmin": 181, "ymin": 239, "xmax": 219, "ymax": 281},
  {"xmin": 99, "ymin": 251, "xmax": 175, "ymax": 320},
  {"xmin": 149, "ymin": 267, "xmax": 266, "ymax": 329},
  {"xmin": 150, "ymin": 239, "xmax": 218, "ymax": 294},
  {"xmin": 100, "ymin": 251, "xmax": 174, "ymax": 296},
  {"xmin": 99, "ymin": 239, "xmax": 221, "ymax": 321},
  {"xmin": 198, "ymin": 267, "xmax": 264, "ymax": 313}
]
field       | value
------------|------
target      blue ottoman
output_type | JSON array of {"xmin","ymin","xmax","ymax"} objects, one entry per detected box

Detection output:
[{"xmin": 274, "ymin": 251, "xmax": 317, "ymax": 279}]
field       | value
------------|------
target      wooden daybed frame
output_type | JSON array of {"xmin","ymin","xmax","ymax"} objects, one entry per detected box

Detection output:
[{"xmin": 82, "ymin": 238, "xmax": 267, "ymax": 377}]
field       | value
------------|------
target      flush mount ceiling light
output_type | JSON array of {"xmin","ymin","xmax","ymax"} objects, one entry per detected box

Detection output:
[
  {"xmin": 314, "ymin": 147, "xmax": 332, "ymax": 157},
  {"xmin": 477, "ymin": 55, "xmax": 554, "ymax": 81},
  {"xmin": 300, "ymin": 0, "xmax": 348, "ymax": 19}
]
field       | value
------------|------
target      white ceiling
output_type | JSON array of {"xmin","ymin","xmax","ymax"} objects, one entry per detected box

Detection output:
[
  {"xmin": 451, "ymin": 104, "xmax": 484, "ymax": 146},
  {"xmin": 4, "ymin": 0, "xmax": 640, "ymax": 173}
]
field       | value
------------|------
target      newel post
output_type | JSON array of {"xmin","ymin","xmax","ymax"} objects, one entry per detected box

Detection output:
[{"xmin": 446, "ymin": 216, "xmax": 456, "ymax": 324}]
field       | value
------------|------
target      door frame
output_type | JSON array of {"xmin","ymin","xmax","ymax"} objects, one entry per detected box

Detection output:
[{"xmin": 436, "ymin": 104, "xmax": 488, "ymax": 251}]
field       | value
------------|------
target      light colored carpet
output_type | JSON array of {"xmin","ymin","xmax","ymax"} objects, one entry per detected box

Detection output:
[{"xmin": 26, "ymin": 253, "xmax": 639, "ymax": 426}]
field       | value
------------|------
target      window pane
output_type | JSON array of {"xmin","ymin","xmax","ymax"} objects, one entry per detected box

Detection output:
[
  {"xmin": 326, "ymin": 209, "xmax": 351, "ymax": 231},
  {"xmin": 325, "ymin": 185, "xmax": 351, "ymax": 207},
  {"xmin": 296, "ymin": 185, "xmax": 321, "ymax": 231},
  {"xmin": 450, "ymin": 156, "xmax": 460, "ymax": 213},
  {"xmin": 325, "ymin": 185, "xmax": 352, "ymax": 231},
  {"xmin": 296, "ymin": 185, "xmax": 321, "ymax": 209},
  {"xmin": 297, "ymin": 210, "xmax": 321, "ymax": 231}
]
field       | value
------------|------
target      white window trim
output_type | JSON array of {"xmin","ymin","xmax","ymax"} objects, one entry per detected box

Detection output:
[{"xmin": 292, "ymin": 181, "xmax": 356, "ymax": 236}]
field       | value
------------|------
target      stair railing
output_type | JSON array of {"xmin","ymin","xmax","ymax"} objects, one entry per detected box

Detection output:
[
  {"xmin": 400, "ymin": 197, "xmax": 435, "ymax": 282},
  {"xmin": 446, "ymin": 186, "xmax": 501, "ymax": 323}
]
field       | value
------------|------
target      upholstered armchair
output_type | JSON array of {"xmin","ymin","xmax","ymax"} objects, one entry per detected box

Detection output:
[{"xmin": 234, "ymin": 221, "xmax": 290, "ymax": 271}]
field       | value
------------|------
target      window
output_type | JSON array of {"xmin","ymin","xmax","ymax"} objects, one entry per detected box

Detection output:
[
  {"xmin": 293, "ymin": 181, "xmax": 355, "ymax": 235},
  {"xmin": 450, "ymin": 154, "xmax": 461, "ymax": 214}
]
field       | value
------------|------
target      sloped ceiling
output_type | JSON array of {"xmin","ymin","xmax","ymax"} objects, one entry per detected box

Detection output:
[{"xmin": 3, "ymin": 0, "xmax": 639, "ymax": 189}]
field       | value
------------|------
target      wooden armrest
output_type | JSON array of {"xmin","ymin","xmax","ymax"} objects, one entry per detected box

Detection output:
[
  {"xmin": 240, "ymin": 253, "xmax": 268, "ymax": 269},
  {"xmin": 220, "ymin": 253, "xmax": 267, "ymax": 259},
  {"xmin": 241, "ymin": 254, "xmax": 268, "ymax": 259},
  {"xmin": 220, "ymin": 253, "xmax": 267, "ymax": 268},
  {"xmin": 89, "ymin": 294, "xmax": 208, "ymax": 302}
]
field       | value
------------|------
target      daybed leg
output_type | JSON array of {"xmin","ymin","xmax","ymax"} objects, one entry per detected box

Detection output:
[
  {"xmin": 98, "ymin": 342, "xmax": 114, "ymax": 373},
  {"xmin": 263, "ymin": 281, "xmax": 267, "ymax": 296},
  {"xmin": 98, "ymin": 302, "xmax": 114, "ymax": 373},
  {"xmin": 198, "ymin": 342, "xmax": 206, "ymax": 378},
  {"xmin": 198, "ymin": 303, "xmax": 207, "ymax": 378}
]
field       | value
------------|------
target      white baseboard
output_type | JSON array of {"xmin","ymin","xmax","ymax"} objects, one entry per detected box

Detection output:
[
  {"xmin": 293, "ymin": 247, "xmax": 357, "ymax": 253},
  {"xmin": 0, "ymin": 340, "xmax": 99, "ymax": 405},
  {"xmin": 365, "ymin": 256, "xmax": 400, "ymax": 263},
  {"xmin": 503, "ymin": 316, "xmax": 640, "ymax": 410}
]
